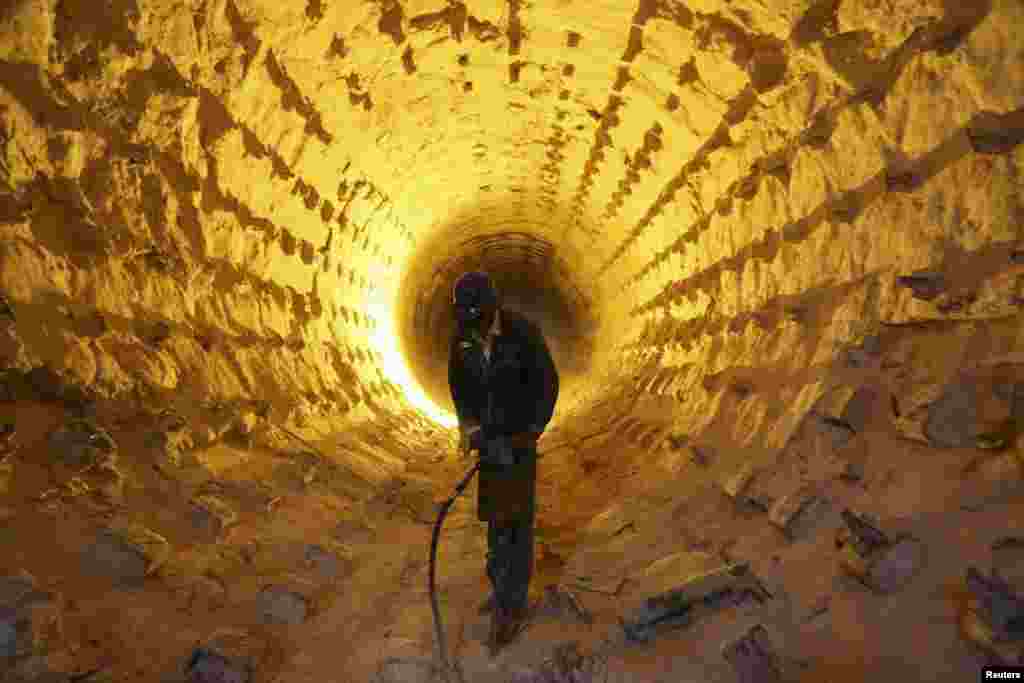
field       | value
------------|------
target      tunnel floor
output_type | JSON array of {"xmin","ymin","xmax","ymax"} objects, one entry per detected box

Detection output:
[
  {"xmin": 2, "ymin": 346, "xmax": 1023, "ymax": 682},
  {"xmin": 1, "ymin": 0, "xmax": 1023, "ymax": 679}
]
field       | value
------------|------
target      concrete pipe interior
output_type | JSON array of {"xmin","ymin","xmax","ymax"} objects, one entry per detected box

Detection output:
[{"xmin": 0, "ymin": 1, "xmax": 1023, "ymax": 681}]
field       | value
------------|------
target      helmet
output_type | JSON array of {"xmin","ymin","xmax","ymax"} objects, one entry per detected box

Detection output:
[{"xmin": 452, "ymin": 271, "xmax": 497, "ymax": 325}]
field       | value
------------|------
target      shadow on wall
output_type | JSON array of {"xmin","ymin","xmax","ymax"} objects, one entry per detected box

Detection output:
[{"xmin": 501, "ymin": 289, "xmax": 591, "ymax": 380}]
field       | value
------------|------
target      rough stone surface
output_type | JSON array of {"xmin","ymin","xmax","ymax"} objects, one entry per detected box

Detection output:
[
  {"xmin": 0, "ymin": 0, "xmax": 1021, "ymax": 681},
  {"xmin": 866, "ymin": 538, "xmax": 925, "ymax": 593},
  {"xmin": 185, "ymin": 648, "xmax": 251, "ymax": 683},
  {"xmin": 302, "ymin": 545, "xmax": 342, "ymax": 581},
  {"xmin": 721, "ymin": 624, "xmax": 783, "ymax": 683},
  {"xmin": 81, "ymin": 524, "xmax": 170, "ymax": 586},
  {"xmin": 189, "ymin": 495, "xmax": 238, "ymax": 540},
  {"xmin": 374, "ymin": 657, "xmax": 436, "ymax": 683},
  {"xmin": 0, "ymin": 572, "xmax": 62, "ymax": 662},
  {"xmin": 256, "ymin": 586, "xmax": 309, "ymax": 626},
  {"xmin": 47, "ymin": 420, "xmax": 116, "ymax": 468}
]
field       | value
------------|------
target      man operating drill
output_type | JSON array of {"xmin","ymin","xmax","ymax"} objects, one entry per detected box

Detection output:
[{"xmin": 448, "ymin": 271, "xmax": 559, "ymax": 654}]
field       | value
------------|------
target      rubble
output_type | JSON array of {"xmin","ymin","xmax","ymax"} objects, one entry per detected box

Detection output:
[
  {"xmin": 47, "ymin": 420, "xmax": 116, "ymax": 469},
  {"xmin": 303, "ymin": 544, "xmax": 344, "ymax": 580},
  {"xmin": 81, "ymin": 522, "xmax": 170, "ymax": 586},
  {"xmin": 721, "ymin": 624, "xmax": 783, "ymax": 683},
  {"xmin": 256, "ymin": 586, "xmax": 310, "ymax": 625},
  {"xmin": 189, "ymin": 494, "xmax": 238, "ymax": 540},
  {"xmin": 619, "ymin": 560, "xmax": 770, "ymax": 644},
  {"xmin": 533, "ymin": 585, "xmax": 592, "ymax": 624},
  {"xmin": 722, "ymin": 463, "xmax": 760, "ymax": 502},
  {"xmin": 836, "ymin": 509, "xmax": 924, "ymax": 593},
  {"xmin": 145, "ymin": 429, "xmax": 196, "ymax": 469},
  {"xmin": 924, "ymin": 382, "xmax": 979, "ymax": 448},
  {"xmin": 374, "ymin": 656, "xmax": 438, "ymax": 683},
  {"xmin": 993, "ymin": 537, "xmax": 1024, "ymax": 589},
  {"xmin": 896, "ymin": 271, "xmax": 946, "ymax": 301},
  {"xmin": 768, "ymin": 485, "xmax": 830, "ymax": 539},
  {"xmin": 177, "ymin": 627, "xmax": 286, "ymax": 682},
  {"xmin": 0, "ymin": 571, "xmax": 63, "ymax": 669},
  {"xmin": 0, "ymin": 0, "xmax": 1021, "ymax": 680},
  {"xmin": 961, "ymin": 567, "xmax": 1024, "ymax": 665},
  {"xmin": 184, "ymin": 647, "xmax": 252, "ymax": 683}
]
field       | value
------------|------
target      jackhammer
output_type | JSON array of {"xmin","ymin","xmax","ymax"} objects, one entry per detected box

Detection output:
[{"xmin": 429, "ymin": 460, "xmax": 480, "ymax": 683}]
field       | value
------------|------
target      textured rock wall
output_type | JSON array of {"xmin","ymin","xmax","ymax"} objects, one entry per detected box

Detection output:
[{"xmin": 0, "ymin": 0, "xmax": 1022, "ymax": 681}]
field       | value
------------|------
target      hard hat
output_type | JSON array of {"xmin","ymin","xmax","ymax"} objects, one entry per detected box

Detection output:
[{"xmin": 452, "ymin": 271, "xmax": 497, "ymax": 324}]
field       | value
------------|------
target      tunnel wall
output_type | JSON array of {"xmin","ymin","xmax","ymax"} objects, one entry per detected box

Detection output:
[
  {"xmin": 0, "ymin": 0, "xmax": 428, "ymax": 439},
  {"xmin": 558, "ymin": 0, "xmax": 1024, "ymax": 461},
  {"xmin": 0, "ymin": 1, "xmax": 1022, "ymax": 682},
  {"xmin": 0, "ymin": 0, "xmax": 1019, "ymax": 471}
]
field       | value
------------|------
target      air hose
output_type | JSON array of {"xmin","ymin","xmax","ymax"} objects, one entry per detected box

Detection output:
[{"xmin": 429, "ymin": 460, "xmax": 480, "ymax": 683}]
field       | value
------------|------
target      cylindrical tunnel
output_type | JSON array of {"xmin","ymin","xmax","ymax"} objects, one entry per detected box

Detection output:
[
  {"xmin": 0, "ymin": 0, "xmax": 1022, "ymax": 680},
  {"xmin": 396, "ymin": 217, "xmax": 601, "ymax": 423}
]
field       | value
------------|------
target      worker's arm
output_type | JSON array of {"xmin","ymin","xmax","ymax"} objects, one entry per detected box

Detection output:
[{"xmin": 449, "ymin": 338, "xmax": 483, "ymax": 455}]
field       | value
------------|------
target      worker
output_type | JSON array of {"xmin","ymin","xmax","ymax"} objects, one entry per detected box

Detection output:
[{"xmin": 448, "ymin": 271, "xmax": 559, "ymax": 654}]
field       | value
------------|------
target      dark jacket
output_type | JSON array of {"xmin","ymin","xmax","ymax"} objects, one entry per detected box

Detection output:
[{"xmin": 449, "ymin": 309, "xmax": 559, "ymax": 439}]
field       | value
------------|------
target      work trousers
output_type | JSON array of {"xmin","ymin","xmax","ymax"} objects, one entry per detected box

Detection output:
[{"xmin": 479, "ymin": 441, "xmax": 537, "ymax": 615}]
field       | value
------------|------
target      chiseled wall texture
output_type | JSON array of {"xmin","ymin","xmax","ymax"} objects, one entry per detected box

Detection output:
[{"xmin": 0, "ymin": 0, "xmax": 1022, "ymax": 681}]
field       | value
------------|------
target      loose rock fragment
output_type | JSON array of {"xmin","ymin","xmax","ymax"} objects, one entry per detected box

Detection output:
[
  {"xmin": 961, "ymin": 567, "xmax": 1024, "ymax": 665},
  {"xmin": 966, "ymin": 568, "xmax": 1024, "ymax": 638},
  {"xmin": 183, "ymin": 628, "xmax": 280, "ymax": 683},
  {"xmin": 839, "ymin": 461, "xmax": 864, "ymax": 482},
  {"xmin": 185, "ymin": 648, "xmax": 251, "ymax": 683},
  {"xmin": 145, "ymin": 428, "xmax": 195, "ymax": 468},
  {"xmin": 25, "ymin": 367, "xmax": 65, "ymax": 402},
  {"xmin": 189, "ymin": 495, "xmax": 238, "ymax": 540},
  {"xmin": 620, "ymin": 561, "xmax": 769, "ymax": 643},
  {"xmin": 81, "ymin": 523, "xmax": 169, "ymax": 586},
  {"xmin": 816, "ymin": 413, "xmax": 856, "ymax": 448},
  {"xmin": 535, "ymin": 585, "xmax": 592, "ymax": 624},
  {"xmin": 722, "ymin": 463, "xmax": 759, "ymax": 501},
  {"xmin": 256, "ymin": 586, "xmax": 309, "ymax": 625},
  {"xmin": 47, "ymin": 420, "xmax": 116, "ymax": 468},
  {"xmin": 721, "ymin": 624, "xmax": 783, "ymax": 683},
  {"xmin": 0, "ymin": 571, "xmax": 62, "ymax": 662},
  {"xmin": 837, "ymin": 509, "xmax": 888, "ymax": 555},
  {"xmin": 303, "ymin": 544, "xmax": 343, "ymax": 580},
  {"xmin": 768, "ymin": 486, "xmax": 829, "ymax": 539},
  {"xmin": 993, "ymin": 537, "xmax": 1024, "ymax": 589},
  {"xmin": 923, "ymin": 382, "xmax": 978, "ymax": 449},
  {"xmin": 0, "ymin": 420, "xmax": 14, "ymax": 447},
  {"xmin": 836, "ymin": 509, "xmax": 923, "ymax": 593},
  {"xmin": 375, "ymin": 656, "xmax": 437, "ymax": 683},
  {"xmin": 896, "ymin": 271, "xmax": 946, "ymax": 301}
]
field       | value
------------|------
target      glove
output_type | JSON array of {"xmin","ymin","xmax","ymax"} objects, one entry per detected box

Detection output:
[{"xmin": 459, "ymin": 424, "xmax": 483, "ymax": 456}]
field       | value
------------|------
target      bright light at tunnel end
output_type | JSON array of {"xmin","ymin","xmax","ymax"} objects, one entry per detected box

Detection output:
[{"xmin": 365, "ymin": 262, "xmax": 458, "ymax": 428}]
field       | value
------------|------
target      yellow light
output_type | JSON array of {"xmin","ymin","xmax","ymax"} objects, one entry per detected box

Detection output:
[{"xmin": 365, "ymin": 262, "xmax": 458, "ymax": 428}]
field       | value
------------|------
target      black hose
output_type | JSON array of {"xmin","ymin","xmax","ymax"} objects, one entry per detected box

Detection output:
[{"xmin": 429, "ymin": 461, "xmax": 480, "ymax": 683}]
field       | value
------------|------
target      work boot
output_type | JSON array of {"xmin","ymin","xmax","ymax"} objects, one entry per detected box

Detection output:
[{"xmin": 487, "ymin": 604, "xmax": 529, "ymax": 655}]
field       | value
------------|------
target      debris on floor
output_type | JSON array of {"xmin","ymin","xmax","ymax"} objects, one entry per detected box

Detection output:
[
  {"xmin": 836, "ymin": 509, "xmax": 924, "ymax": 593},
  {"xmin": 721, "ymin": 624, "xmax": 783, "ymax": 683}
]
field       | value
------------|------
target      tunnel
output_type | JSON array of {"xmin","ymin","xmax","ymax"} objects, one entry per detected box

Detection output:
[{"xmin": 0, "ymin": 0, "xmax": 1023, "ymax": 681}]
